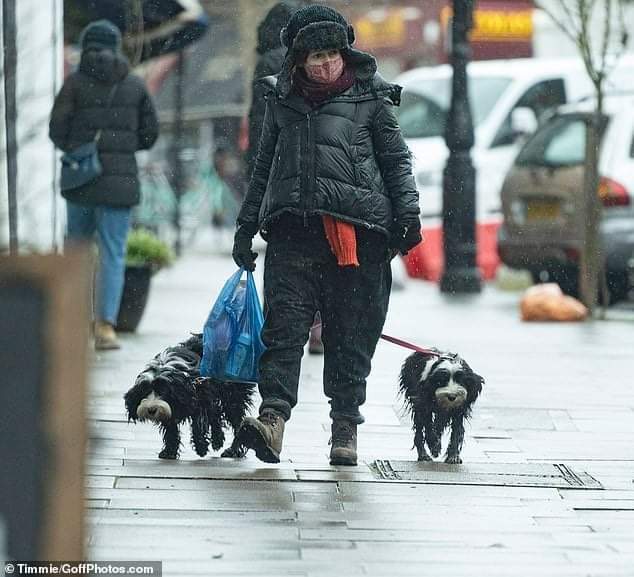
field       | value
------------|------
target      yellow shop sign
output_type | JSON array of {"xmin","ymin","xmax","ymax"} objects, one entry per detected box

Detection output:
[
  {"xmin": 441, "ymin": 7, "xmax": 533, "ymax": 41},
  {"xmin": 355, "ymin": 12, "xmax": 407, "ymax": 49}
]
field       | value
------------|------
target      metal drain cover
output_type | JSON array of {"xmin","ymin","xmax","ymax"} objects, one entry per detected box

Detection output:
[{"xmin": 369, "ymin": 461, "xmax": 602, "ymax": 489}]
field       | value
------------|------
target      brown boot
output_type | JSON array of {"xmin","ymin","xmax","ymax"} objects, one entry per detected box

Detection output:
[
  {"xmin": 94, "ymin": 321, "xmax": 120, "ymax": 350},
  {"xmin": 329, "ymin": 419, "xmax": 358, "ymax": 466},
  {"xmin": 238, "ymin": 409, "xmax": 285, "ymax": 463}
]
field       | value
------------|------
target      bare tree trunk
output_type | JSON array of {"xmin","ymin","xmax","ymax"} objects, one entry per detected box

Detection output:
[
  {"xmin": 578, "ymin": 110, "xmax": 602, "ymax": 314},
  {"xmin": 536, "ymin": 0, "xmax": 628, "ymax": 315}
]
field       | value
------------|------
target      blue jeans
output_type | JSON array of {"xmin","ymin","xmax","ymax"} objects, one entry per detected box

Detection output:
[{"xmin": 66, "ymin": 202, "xmax": 131, "ymax": 325}]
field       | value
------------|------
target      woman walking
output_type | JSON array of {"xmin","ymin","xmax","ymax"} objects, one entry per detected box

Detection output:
[
  {"xmin": 50, "ymin": 20, "xmax": 159, "ymax": 350},
  {"xmin": 232, "ymin": 5, "xmax": 421, "ymax": 465}
]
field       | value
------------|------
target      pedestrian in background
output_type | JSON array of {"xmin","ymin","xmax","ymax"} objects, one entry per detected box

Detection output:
[
  {"xmin": 233, "ymin": 5, "xmax": 421, "ymax": 466},
  {"xmin": 245, "ymin": 2, "xmax": 297, "ymax": 176},
  {"xmin": 50, "ymin": 20, "xmax": 159, "ymax": 350}
]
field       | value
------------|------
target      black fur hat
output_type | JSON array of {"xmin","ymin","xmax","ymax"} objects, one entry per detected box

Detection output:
[
  {"xmin": 280, "ymin": 4, "xmax": 355, "ymax": 57},
  {"xmin": 276, "ymin": 4, "xmax": 376, "ymax": 98}
]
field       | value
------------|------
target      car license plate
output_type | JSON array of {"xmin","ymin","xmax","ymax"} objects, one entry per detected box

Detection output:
[{"xmin": 526, "ymin": 199, "xmax": 560, "ymax": 222}]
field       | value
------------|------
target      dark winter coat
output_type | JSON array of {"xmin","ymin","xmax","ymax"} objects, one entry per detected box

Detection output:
[
  {"xmin": 49, "ymin": 50, "xmax": 159, "ymax": 207},
  {"xmin": 237, "ymin": 51, "xmax": 419, "ymax": 239}
]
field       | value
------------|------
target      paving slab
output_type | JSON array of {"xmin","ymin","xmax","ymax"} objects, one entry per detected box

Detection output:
[{"xmin": 84, "ymin": 241, "xmax": 634, "ymax": 576}]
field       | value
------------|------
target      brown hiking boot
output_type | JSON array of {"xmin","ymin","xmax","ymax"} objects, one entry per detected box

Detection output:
[
  {"xmin": 329, "ymin": 419, "xmax": 358, "ymax": 466},
  {"xmin": 238, "ymin": 409, "xmax": 285, "ymax": 463},
  {"xmin": 94, "ymin": 321, "xmax": 120, "ymax": 350}
]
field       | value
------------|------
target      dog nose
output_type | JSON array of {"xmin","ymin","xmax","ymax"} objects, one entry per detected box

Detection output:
[
  {"xmin": 447, "ymin": 395, "xmax": 456, "ymax": 402},
  {"xmin": 147, "ymin": 407, "xmax": 157, "ymax": 416}
]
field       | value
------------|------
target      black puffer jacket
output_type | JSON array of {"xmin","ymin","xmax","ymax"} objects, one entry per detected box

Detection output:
[
  {"xmin": 49, "ymin": 50, "xmax": 159, "ymax": 207},
  {"xmin": 238, "ymin": 52, "xmax": 419, "ymax": 239}
]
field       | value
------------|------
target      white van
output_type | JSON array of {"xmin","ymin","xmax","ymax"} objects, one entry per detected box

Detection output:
[{"xmin": 395, "ymin": 55, "xmax": 634, "ymax": 225}]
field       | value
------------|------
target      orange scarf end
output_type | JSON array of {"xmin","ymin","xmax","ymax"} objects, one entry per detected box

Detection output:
[{"xmin": 322, "ymin": 215, "xmax": 359, "ymax": 267}]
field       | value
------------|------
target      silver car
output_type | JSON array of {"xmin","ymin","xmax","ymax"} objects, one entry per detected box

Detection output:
[{"xmin": 498, "ymin": 94, "xmax": 634, "ymax": 303}]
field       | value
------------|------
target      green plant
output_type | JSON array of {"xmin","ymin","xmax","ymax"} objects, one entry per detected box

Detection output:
[{"xmin": 126, "ymin": 228, "xmax": 174, "ymax": 271}]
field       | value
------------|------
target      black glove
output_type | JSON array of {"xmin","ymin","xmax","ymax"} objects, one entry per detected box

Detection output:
[
  {"xmin": 390, "ymin": 221, "xmax": 422, "ymax": 256},
  {"xmin": 232, "ymin": 224, "xmax": 258, "ymax": 271}
]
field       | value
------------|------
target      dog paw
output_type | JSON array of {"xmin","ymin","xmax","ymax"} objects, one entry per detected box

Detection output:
[
  {"xmin": 417, "ymin": 454, "xmax": 433, "ymax": 462},
  {"xmin": 211, "ymin": 439, "xmax": 225, "ymax": 452},
  {"xmin": 428, "ymin": 439, "xmax": 441, "ymax": 458},
  {"xmin": 221, "ymin": 445, "xmax": 246, "ymax": 459},
  {"xmin": 158, "ymin": 450, "xmax": 178, "ymax": 460},
  {"xmin": 444, "ymin": 455, "xmax": 462, "ymax": 464}
]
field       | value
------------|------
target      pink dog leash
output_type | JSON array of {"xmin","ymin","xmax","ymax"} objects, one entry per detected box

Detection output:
[
  {"xmin": 311, "ymin": 322, "xmax": 439, "ymax": 357},
  {"xmin": 378, "ymin": 333, "xmax": 439, "ymax": 356}
]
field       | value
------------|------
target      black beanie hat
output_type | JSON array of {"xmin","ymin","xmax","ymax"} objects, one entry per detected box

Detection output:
[
  {"xmin": 280, "ymin": 4, "xmax": 355, "ymax": 59},
  {"xmin": 80, "ymin": 20, "xmax": 122, "ymax": 52}
]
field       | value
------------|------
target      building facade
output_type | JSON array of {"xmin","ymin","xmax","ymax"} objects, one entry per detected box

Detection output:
[{"xmin": 0, "ymin": 0, "xmax": 64, "ymax": 252}]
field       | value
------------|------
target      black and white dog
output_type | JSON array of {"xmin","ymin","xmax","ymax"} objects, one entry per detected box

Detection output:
[
  {"xmin": 124, "ymin": 333, "xmax": 255, "ymax": 460},
  {"xmin": 399, "ymin": 350, "xmax": 484, "ymax": 464}
]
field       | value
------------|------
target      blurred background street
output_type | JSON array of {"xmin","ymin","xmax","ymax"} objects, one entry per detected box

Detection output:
[{"xmin": 5, "ymin": 0, "xmax": 634, "ymax": 291}]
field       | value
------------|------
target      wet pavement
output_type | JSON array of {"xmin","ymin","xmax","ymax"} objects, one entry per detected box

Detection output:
[{"xmin": 86, "ymin": 232, "xmax": 634, "ymax": 577}]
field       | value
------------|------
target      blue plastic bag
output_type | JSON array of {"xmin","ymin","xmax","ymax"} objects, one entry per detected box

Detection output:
[{"xmin": 200, "ymin": 268, "xmax": 265, "ymax": 383}]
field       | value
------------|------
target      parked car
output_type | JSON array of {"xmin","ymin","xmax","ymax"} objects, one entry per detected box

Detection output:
[
  {"xmin": 497, "ymin": 94, "xmax": 634, "ymax": 303},
  {"xmin": 394, "ymin": 55, "xmax": 634, "ymax": 282},
  {"xmin": 395, "ymin": 57, "xmax": 598, "ymax": 224}
]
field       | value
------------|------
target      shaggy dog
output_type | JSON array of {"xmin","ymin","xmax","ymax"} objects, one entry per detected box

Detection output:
[
  {"xmin": 124, "ymin": 333, "xmax": 255, "ymax": 460},
  {"xmin": 399, "ymin": 350, "xmax": 484, "ymax": 464}
]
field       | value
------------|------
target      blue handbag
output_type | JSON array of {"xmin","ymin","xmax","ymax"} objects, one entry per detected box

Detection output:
[
  {"xmin": 60, "ymin": 141, "xmax": 103, "ymax": 191},
  {"xmin": 60, "ymin": 83, "xmax": 118, "ymax": 192}
]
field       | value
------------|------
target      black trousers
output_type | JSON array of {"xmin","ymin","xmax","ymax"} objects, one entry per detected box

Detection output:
[{"xmin": 258, "ymin": 216, "xmax": 392, "ymax": 424}]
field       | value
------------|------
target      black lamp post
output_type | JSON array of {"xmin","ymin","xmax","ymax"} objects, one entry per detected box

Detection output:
[
  {"xmin": 440, "ymin": 0, "xmax": 481, "ymax": 294},
  {"xmin": 171, "ymin": 50, "xmax": 186, "ymax": 256},
  {"xmin": 3, "ymin": 0, "xmax": 18, "ymax": 254}
]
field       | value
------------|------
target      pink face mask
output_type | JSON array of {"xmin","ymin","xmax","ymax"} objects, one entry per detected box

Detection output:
[{"xmin": 305, "ymin": 54, "xmax": 344, "ymax": 84}]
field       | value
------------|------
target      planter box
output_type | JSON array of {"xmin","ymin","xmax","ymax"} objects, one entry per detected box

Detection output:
[{"xmin": 116, "ymin": 265, "xmax": 152, "ymax": 332}]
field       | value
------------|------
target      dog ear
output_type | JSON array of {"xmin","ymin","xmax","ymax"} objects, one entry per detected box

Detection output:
[
  {"xmin": 182, "ymin": 333, "xmax": 203, "ymax": 356},
  {"xmin": 124, "ymin": 380, "xmax": 152, "ymax": 422},
  {"xmin": 399, "ymin": 352, "xmax": 434, "ymax": 391},
  {"xmin": 168, "ymin": 376, "xmax": 198, "ymax": 420},
  {"xmin": 466, "ymin": 371, "xmax": 484, "ymax": 402}
]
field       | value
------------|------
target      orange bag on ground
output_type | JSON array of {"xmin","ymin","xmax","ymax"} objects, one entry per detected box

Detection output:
[{"xmin": 520, "ymin": 283, "xmax": 588, "ymax": 322}]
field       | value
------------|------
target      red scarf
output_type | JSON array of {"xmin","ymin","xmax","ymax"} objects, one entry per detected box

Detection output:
[{"xmin": 322, "ymin": 215, "xmax": 359, "ymax": 267}]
